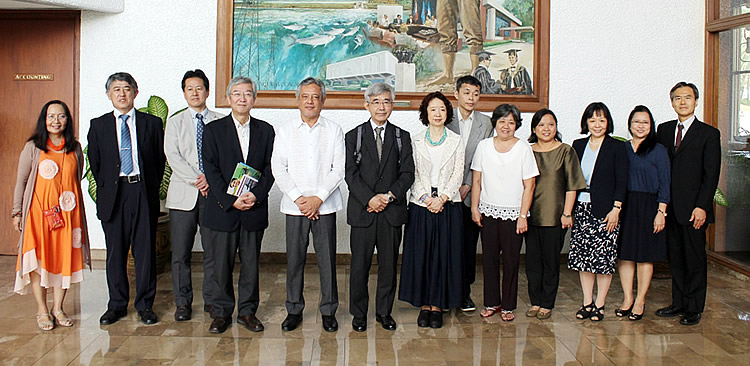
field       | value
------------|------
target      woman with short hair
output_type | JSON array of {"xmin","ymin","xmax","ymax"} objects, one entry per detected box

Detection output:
[{"xmin": 471, "ymin": 104, "xmax": 539, "ymax": 322}]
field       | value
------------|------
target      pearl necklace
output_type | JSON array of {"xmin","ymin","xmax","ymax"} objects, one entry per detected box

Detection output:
[{"xmin": 426, "ymin": 128, "xmax": 447, "ymax": 146}]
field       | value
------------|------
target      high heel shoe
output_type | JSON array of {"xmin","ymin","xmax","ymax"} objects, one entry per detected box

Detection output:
[
  {"xmin": 576, "ymin": 303, "xmax": 595, "ymax": 320},
  {"xmin": 615, "ymin": 302, "xmax": 634, "ymax": 317},
  {"xmin": 590, "ymin": 305, "xmax": 605, "ymax": 322},
  {"xmin": 629, "ymin": 304, "xmax": 645, "ymax": 321}
]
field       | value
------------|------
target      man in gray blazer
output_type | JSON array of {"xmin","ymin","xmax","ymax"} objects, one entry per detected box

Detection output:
[
  {"xmin": 447, "ymin": 75, "xmax": 493, "ymax": 312},
  {"xmin": 165, "ymin": 69, "xmax": 224, "ymax": 321}
]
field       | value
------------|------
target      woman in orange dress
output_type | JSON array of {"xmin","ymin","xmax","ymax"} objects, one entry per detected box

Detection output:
[{"xmin": 11, "ymin": 100, "xmax": 91, "ymax": 330}]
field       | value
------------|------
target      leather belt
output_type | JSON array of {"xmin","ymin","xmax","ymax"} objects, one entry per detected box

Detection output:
[{"xmin": 119, "ymin": 174, "xmax": 142, "ymax": 183}]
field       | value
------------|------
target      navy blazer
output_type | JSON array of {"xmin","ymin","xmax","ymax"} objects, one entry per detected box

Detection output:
[
  {"xmin": 573, "ymin": 135, "xmax": 628, "ymax": 219},
  {"xmin": 344, "ymin": 121, "xmax": 415, "ymax": 227},
  {"xmin": 87, "ymin": 110, "xmax": 165, "ymax": 222},
  {"xmin": 201, "ymin": 114, "xmax": 275, "ymax": 232},
  {"xmin": 656, "ymin": 118, "xmax": 721, "ymax": 225}
]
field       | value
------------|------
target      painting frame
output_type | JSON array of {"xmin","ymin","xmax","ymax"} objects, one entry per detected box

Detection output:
[{"xmin": 215, "ymin": 0, "xmax": 549, "ymax": 112}]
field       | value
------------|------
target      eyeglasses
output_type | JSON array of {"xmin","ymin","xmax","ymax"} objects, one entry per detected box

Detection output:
[
  {"xmin": 231, "ymin": 91, "xmax": 255, "ymax": 99},
  {"xmin": 47, "ymin": 114, "xmax": 68, "ymax": 121},
  {"xmin": 370, "ymin": 100, "xmax": 393, "ymax": 107}
]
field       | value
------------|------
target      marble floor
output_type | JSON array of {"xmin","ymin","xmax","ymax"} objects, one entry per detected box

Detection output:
[{"xmin": 0, "ymin": 256, "xmax": 749, "ymax": 365}]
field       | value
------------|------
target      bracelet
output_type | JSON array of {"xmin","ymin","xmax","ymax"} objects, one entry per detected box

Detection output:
[
  {"xmin": 657, "ymin": 209, "xmax": 667, "ymax": 217},
  {"xmin": 11, "ymin": 212, "xmax": 22, "ymax": 218},
  {"xmin": 612, "ymin": 204, "xmax": 622, "ymax": 210},
  {"xmin": 520, "ymin": 214, "xmax": 528, "ymax": 219},
  {"xmin": 562, "ymin": 213, "xmax": 572, "ymax": 218}
]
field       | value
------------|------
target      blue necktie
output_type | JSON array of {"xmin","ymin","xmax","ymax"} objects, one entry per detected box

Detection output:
[
  {"xmin": 196, "ymin": 113, "xmax": 205, "ymax": 173},
  {"xmin": 119, "ymin": 114, "xmax": 133, "ymax": 175}
]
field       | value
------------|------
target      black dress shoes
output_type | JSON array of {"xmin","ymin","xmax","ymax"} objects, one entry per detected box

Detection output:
[
  {"xmin": 461, "ymin": 298, "xmax": 476, "ymax": 312},
  {"xmin": 237, "ymin": 314, "xmax": 264, "ymax": 332},
  {"xmin": 655, "ymin": 305, "xmax": 684, "ymax": 317},
  {"xmin": 429, "ymin": 311, "xmax": 443, "ymax": 329},
  {"xmin": 352, "ymin": 317, "xmax": 367, "ymax": 332},
  {"xmin": 138, "ymin": 308, "xmax": 158, "ymax": 325},
  {"xmin": 376, "ymin": 314, "xmax": 397, "ymax": 330},
  {"xmin": 174, "ymin": 306, "xmax": 191, "ymax": 321},
  {"xmin": 99, "ymin": 309, "xmax": 127, "ymax": 325},
  {"xmin": 680, "ymin": 312, "xmax": 702, "ymax": 325},
  {"xmin": 282, "ymin": 313, "xmax": 303, "ymax": 331},
  {"xmin": 417, "ymin": 310, "xmax": 430, "ymax": 328},
  {"xmin": 322, "ymin": 315, "xmax": 338, "ymax": 332},
  {"xmin": 209, "ymin": 317, "xmax": 230, "ymax": 334}
]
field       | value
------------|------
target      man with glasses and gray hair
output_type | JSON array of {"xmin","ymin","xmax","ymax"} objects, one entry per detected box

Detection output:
[
  {"xmin": 88, "ymin": 72, "xmax": 165, "ymax": 326},
  {"xmin": 272, "ymin": 77, "xmax": 345, "ymax": 332},
  {"xmin": 200, "ymin": 76, "xmax": 276, "ymax": 334},
  {"xmin": 346, "ymin": 83, "xmax": 414, "ymax": 331}
]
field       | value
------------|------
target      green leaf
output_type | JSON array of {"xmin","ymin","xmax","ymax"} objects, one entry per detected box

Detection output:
[
  {"xmin": 611, "ymin": 136, "xmax": 627, "ymax": 142},
  {"xmin": 82, "ymin": 145, "xmax": 97, "ymax": 203},
  {"xmin": 714, "ymin": 188, "xmax": 728, "ymax": 207},
  {"xmin": 147, "ymin": 96, "xmax": 169, "ymax": 127},
  {"xmin": 170, "ymin": 107, "xmax": 187, "ymax": 119},
  {"xmin": 160, "ymin": 161, "xmax": 172, "ymax": 201}
]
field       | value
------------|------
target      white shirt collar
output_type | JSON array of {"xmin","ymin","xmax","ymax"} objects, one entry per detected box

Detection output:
[
  {"xmin": 113, "ymin": 108, "xmax": 135, "ymax": 121},
  {"xmin": 678, "ymin": 115, "xmax": 695, "ymax": 131},
  {"xmin": 370, "ymin": 119, "xmax": 388, "ymax": 133},
  {"xmin": 188, "ymin": 107, "xmax": 207, "ymax": 119},
  {"xmin": 458, "ymin": 110, "xmax": 474, "ymax": 124},
  {"xmin": 232, "ymin": 113, "xmax": 250, "ymax": 129}
]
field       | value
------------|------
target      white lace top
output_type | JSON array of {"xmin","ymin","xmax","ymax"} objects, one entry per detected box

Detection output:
[{"xmin": 471, "ymin": 138, "xmax": 539, "ymax": 220}]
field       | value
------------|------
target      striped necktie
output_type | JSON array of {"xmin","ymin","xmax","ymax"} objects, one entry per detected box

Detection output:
[{"xmin": 119, "ymin": 114, "xmax": 133, "ymax": 175}]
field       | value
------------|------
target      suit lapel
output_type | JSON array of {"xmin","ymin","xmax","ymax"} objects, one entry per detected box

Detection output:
[
  {"xmin": 225, "ymin": 114, "xmax": 245, "ymax": 163},
  {"xmin": 103, "ymin": 113, "xmax": 120, "ymax": 165},
  {"xmin": 135, "ymin": 111, "xmax": 150, "ymax": 168},
  {"xmin": 675, "ymin": 118, "xmax": 701, "ymax": 155},
  {"xmin": 447, "ymin": 110, "xmax": 460, "ymax": 134},
  {"xmin": 246, "ymin": 117, "xmax": 258, "ymax": 163},
  {"xmin": 663, "ymin": 121, "xmax": 677, "ymax": 155},
  {"xmin": 378, "ymin": 124, "xmax": 394, "ymax": 174}
]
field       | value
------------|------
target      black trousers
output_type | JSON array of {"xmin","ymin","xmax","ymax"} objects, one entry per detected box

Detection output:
[
  {"xmin": 285, "ymin": 214, "xmax": 338, "ymax": 316},
  {"xmin": 169, "ymin": 195, "xmax": 214, "ymax": 308},
  {"xmin": 666, "ymin": 215, "xmax": 707, "ymax": 313},
  {"xmin": 461, "ymin": 204, "xmax": 481, "ymax": 300},
  {"xmin": 525, "ymin": 225, "xmax": 566, "ymax": 309},
  {"xmin": 101, "ymin": 181, "xmax": 156, "ymax": 312},
  {"xmin": 349, "ymin": 215, "xmax": 402, "ymax": 318},
  {"xmin": 200, "ymin": 226, "xmax": 263, "ymax": 319},
  {"xmin": 481, "ymin": 216, "xmax": 522, "ymax": 311}
]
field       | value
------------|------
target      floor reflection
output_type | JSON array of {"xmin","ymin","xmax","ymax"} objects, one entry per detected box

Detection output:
[{"xmin": 0, "ymin": 257, "xmax": 748, "ymax": 365}]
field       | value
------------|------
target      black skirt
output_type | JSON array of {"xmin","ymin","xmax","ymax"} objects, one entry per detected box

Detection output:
[
  {"xmin": 618, "ymin": 191, "xmax": 667, "ymax": 263},
  {"xmin": 398, "ymin": 202, "xmax": 463, "ymax": 309}
]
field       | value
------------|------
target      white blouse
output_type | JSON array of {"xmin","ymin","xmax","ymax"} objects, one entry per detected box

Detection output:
[{"xmin": 471, "ymin": 138, "xmax": 539, "ymax": 220}]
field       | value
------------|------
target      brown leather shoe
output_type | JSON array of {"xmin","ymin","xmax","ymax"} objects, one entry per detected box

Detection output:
[
  {"xmin": 237, "ymin": 314, "xmax": 264, "ymax": 332},
  {"xmin": 209, "ymin": 317, "xmax": 230, "ymax": 334}
]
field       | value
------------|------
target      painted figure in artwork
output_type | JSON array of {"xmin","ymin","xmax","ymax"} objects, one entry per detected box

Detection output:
[{"xmin": 500, "ymin": 49, "xmax": 533, "ymax": 95}]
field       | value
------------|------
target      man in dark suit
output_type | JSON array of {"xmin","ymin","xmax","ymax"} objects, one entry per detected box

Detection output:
[
  {"xmin": 447, "ymin": 75, "xmax": 493, "ymax": 312},
  {"xmin": 345, "ymin": 83, "xmax": 414, "ymax": 332},
  {"xmin": 655, "ymin": 82, "xmax": 721, "ymax": 326},
  {"xmin": 200, "ymin": 76, "xmax": 275, "ymax": 334},
  {"xmin": 87, "ymin": 72, "xmax": 165, "ymax": 325}
]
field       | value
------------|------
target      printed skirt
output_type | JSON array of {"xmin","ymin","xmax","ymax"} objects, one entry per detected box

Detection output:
[{"xmin": 568, "ymin": 201, "xmax": 619, "ymax": 275}]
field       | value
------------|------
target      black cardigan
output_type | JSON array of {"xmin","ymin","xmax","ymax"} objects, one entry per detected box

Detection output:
[{"xmin": 572, "ymin": 135, "xmax": 629, "ymax": 219}]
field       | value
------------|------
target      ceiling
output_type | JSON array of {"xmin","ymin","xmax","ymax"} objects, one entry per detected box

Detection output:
[{"xmin": 0, "ymin": 0, "xmax": 64, "ymax": 9}]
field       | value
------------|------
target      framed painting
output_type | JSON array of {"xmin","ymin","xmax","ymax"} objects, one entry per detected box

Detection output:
[{"xmin": 216, "ymin": 0, "xmax": 549, "ymax": 111}]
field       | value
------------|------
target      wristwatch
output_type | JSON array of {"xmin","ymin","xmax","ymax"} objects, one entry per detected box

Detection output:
[
  {"xmin": 657, "ymin": 209, "xmax": 667, "ymax": 217},
  {"xmin": 388, "ymin": 192, "xmax": 396, "ymax": 203}
]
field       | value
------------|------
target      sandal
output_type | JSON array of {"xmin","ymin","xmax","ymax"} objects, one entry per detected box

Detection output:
[
  {"xmin": 53, "ymin": 310, "xmax": 73, "ymax": 327},
  {"xmin": 629, "ymin": 304, "xmax": 645, "ymax": 321},
  {"xmin": 480, "ymin": 306, "xmax": 500, "ymax": 318},
  {"xmin": 525, "ymin": 306, "xmax": 540, "ymax": 317},
  {"xmin": 590, "ymin": 305, "xmax": 605, "ymax": 322},
  {"xmin": 36, "ymin": 313, "xmax": 54, "ymax": 331},
  {"xmin": 536, "ymin": 308, "xmax": 552, "ymax": 320},
  {"xmin": 500, "ymin": 310, "xmax": 515, "ymax": 322},
  {"xmin": 576, "ymin": 303, "xmax": 595, "ymax": 320},
  {"xmin": 615, "ymin": 302, "xmax": 634, "ymax": 317}
]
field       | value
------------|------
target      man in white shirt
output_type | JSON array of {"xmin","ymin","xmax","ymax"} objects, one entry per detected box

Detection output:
[
  {"xmin": 272, "ymin": 77, "xmax": 345, "ymax": 332},
  {"xmin": 165, "ymin": 69, "xmax": 224, "ymax": 322}
]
